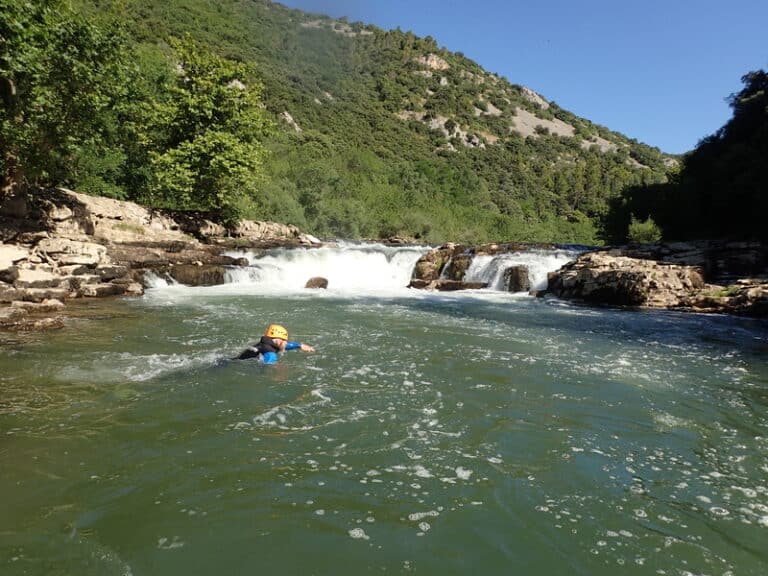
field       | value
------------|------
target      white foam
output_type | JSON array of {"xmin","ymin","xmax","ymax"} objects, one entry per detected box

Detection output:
[{"xmin": 348, "ymin": 528, "xmax": 370, "ymax": 540}]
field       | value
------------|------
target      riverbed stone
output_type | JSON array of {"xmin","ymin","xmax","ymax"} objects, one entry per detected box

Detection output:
[
  {"xmin": 0, "ymin": 284, "xmax": 22, "ymax": 303},
  {"xmin": 11, "ymin": 298, "xmax": 65, "ymax": 312},
  {"xmin": 94, "ymin": 264, "xmax": 129, "ymax": 281},
  {"xmin": 305, "ymin": 276, "xmax": 328, "ymax": 289},
  {"xmin": 12, "ymin": 266, "xmax": 62, "ymax": 289},
  {"xmin": 17, "ymin": 287, "xmax": 75, "ymax": 302},
  {"xmin": 503, "ymin": 265, "xmax": 530, "ymax": 292}
]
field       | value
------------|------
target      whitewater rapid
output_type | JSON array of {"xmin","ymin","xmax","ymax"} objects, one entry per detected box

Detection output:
[{"xmin": 143, "ymin": 242, "xmax": 581, "ymax": 298}]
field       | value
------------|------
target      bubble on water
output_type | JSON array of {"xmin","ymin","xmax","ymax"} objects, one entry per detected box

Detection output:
[
  {"xmin": 408, "ymin": 510, "xmax": 439, "ymax": 522},
  {"xmin": 157, "ymin": 536, "xmax": 185, "ymax": 550},
  {"xmin": 315, "ymin": 509, "xmax": 325, "ymax": 516},
  {"xmin": 731, "ymin": 486, "xmax": 757, "ymax": 498},
  {"xmin": 311, "ymin": 388, "xmax": 331, "ymax": 402},
  {"xmin": 348, "ymin": 528, "xmax": 369, "ymax": 540},
  {"xmin": 456, "ymin": 467, "xmax": 473, "ymax": 480},
  {"xmin": 710, "ymin": 507, "xmax": 730, "ymax": 516},
  {"xmin": 413, "ymin": 465, "xmax": 433, "ymax": 478},
  {"xmin": 634, "ymin": 509, "xmax": 647, "ymax": 518},
  {"xmin": 696, "ymin": 495, "xmax": 712, "ymax": 504},
  {"xmin": 418, "ymin": 522, "xmax": 431, "ymax": 532}
]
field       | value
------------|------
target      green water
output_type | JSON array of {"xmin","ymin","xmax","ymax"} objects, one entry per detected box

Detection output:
[{"xmin": 2, "ymin": 288, "xmax": 768, "ymax": 575}]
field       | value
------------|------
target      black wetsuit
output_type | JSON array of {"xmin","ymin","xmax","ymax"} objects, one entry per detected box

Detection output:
[{"xmin": 236, "ymin": 336, "xmax": 300, "ymax": 363}]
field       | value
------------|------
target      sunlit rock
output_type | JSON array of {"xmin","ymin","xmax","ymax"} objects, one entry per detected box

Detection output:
[{"xmin": 305, "ymin": 277, "xmax": 328, "ymax": 289}]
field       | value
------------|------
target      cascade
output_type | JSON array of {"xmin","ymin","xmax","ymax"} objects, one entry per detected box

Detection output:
[
  {"xmin": 221, "ymin": 243, "xmax": 429, "ymax": 293},
  {"xmin": 145, "ymin": 243, "xmax": 581, "ymax": 295},
  {"xmin": 463, "ymin": 248, "xmax": 581, "ymax": 291}
]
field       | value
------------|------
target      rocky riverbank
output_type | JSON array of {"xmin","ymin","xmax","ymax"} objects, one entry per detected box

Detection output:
[
  {"xmin": 408, "ymin": 241, "xmax": 768, "ymax": 317},
  {"xmin": 3, "ymin": 188, "xmax": 767, "ymax": 331},
  {"xmin": 0, "ymin": 187, "xmax": 321, "ymax": 330}
]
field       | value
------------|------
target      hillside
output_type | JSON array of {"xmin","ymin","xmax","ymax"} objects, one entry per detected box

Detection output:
[{"xmin": 73, "ymin": 0, "xmax": 675, "ymax": 242}]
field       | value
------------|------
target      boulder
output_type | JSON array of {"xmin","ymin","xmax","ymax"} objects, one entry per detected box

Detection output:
[
  {"xmin": 0, "ymin": 244, "xmax": 29, "ymax": 270},
  {"xmin": 233, "ymin": 220, "xmax": 301, "ymax": 241},
  {"xmin": 0, "ymin": 284, "xmax": 22, "ymax": 303},
  {"xmin": 8, "ymin": 265, "xmax": 61, "ymax": 289},
  {"xmin": 36, "ymin": 238, "xmax": 107, "ymax": 265},
  {"xmin": 434, "ymin": 280, "xmax": 487, "ymax": 291},
  {"xmin": 410, "ymin": 244, "xmax": 459, "ymax": 283},
  {"xmin": 164, "ymin": 264, "xmax": 228, "ymax": 286},
  {"xmin": 77, "ymin": 283, "xmax": 129, "ymax": 298},
  {"xmin": 18, "ymin": 287, "xmax": 75, "ymax": 302},
  {"xmin": 0, "ymin": 305, "xmax": 64, "ymax": 331},
  {"xmin": 502, "ymin": 265, "xmax": 530, "ymax": 292},
  {"xmin": 443, "ymin": 254, "xmax": 473, "ymax": 281},
  {"xmin": 548, "ymin": 252, "xmax": 707, "ymax": 307},
  {"xmin": 94, "ymin": 264, "xmax": 130, "ymax": 281},
  {"xmin": 305, "ymin": 276, "xmax": 328, "ymax": 289},
  {"xmin": 0, "ymin": 305, "xmax": 28, "ymax": 327},
  {"xmin": 11, "ymin": 298, "xmax": 65, "ymax": 312}
]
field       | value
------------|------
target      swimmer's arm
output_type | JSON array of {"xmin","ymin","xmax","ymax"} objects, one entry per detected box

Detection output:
[{"xmin": 285, "ymin": 341, "xmax": 315, "ymax": 352}]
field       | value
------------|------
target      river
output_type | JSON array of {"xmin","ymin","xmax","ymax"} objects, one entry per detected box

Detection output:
[{"xmin": 1, "ymin": 243, "xmax": 767, "ymax": 575}]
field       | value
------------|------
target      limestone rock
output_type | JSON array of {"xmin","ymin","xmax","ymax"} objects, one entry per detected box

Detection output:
[
  {"xmin": 164, "ymin": 264, "xmax": 228, "ymax": 286},
  {"xmin": 0, "ymin": 244, "xmax": 29, "ymax": 270},
  {"xmin": 233, "ymin": 220, "xmax": 301, "ymax": 241},
  {"xmin": 435, "ymin": 280, "xmax": 487, "ymax": 291},
  {"xmin": 503, "ymin": 266, "xmax": 530, "ymax": 292},
  {"xmin": 11, "ymin": 298, "xmax": 65, "ymax": 312},
  {"xmin": 443, "ymin": 254, "xmax": 473, "ymax": 281},
  {"xmin": 305, "ymin": 277, "xmax": 328, "ymax": 289},
  {"xmin": 37, "ymin": 238, "xmax": 107, "ymax": 265},
  {"xmin": 548, "ymin": 252, "xmax": 706, "ymax": 307}
]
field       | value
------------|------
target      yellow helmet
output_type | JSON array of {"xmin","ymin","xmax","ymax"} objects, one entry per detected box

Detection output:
[{"xmin": 265, "ymin": 324, "xmax": 288, "ymax": 340}]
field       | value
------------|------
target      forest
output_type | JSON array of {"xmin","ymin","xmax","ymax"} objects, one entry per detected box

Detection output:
[{"xmin": 1, "ymin": 0, "xmax": 763, "ymax": 243}]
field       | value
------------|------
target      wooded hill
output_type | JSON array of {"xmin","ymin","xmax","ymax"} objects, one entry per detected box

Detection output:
[{"xmin": 6, "ymin": 0, "xmax": 679, "ymax": 243}]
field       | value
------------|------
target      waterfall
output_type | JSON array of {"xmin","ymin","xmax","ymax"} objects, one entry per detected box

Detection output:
[
  {"xmin": 143, "ymin": 243, "xmax": 581, "ymax": 295},
  {"xmin": 463, "ymin": 248, "xmax": 581, "ymax": 291},
  {"xmin": 221, "ymin": 243, "xmax": 429, "ymax": 293}
]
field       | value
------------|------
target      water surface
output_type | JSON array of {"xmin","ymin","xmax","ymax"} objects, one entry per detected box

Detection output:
[{"xmin": 2, "ymin": 245, "xmax": 767, "ymax": 575}]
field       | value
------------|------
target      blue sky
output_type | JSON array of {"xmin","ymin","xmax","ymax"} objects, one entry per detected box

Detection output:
[{"xmin": 279, "ymin": 0, "xmax": 767, "ymax": 154}]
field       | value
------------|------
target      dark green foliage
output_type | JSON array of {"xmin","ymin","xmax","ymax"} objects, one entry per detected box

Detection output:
[
  {"xmin": 141, "ymin": 36, "xmax": 272, "ymax": 222},
  {"xmin": 627, "ymin": 215, "xmax": 662, "ymax": 244},
  {"xmin": 12, "ymin": 0, "xmax": 679, "ymax": 242},
  {"xmin": 604, "ymin": 70, "xmax": 768, "ymax": 242},
  {"xmin": 0, "ymin": 0, "xmax": 131, "ymax": 193}
]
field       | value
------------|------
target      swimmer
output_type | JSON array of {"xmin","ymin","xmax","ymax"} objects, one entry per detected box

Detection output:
[{"xmin": 236, "ymin": 324, "xmax": 315, "ymax": 364}]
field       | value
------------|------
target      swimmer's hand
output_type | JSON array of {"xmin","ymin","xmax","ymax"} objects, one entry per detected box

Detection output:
[{"xmin": 300, "ymin": 343, "xmax": 315, "ymax": 352}]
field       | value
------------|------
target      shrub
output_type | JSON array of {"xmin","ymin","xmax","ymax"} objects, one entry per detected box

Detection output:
[{"xmin": 627, "ymin": 215, "xmax": 662, "ymax": 244}]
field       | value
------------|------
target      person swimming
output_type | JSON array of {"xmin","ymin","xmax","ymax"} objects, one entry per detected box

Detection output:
[{"xmin": 236, "ymin": 324, "xmax": 315, "ymax": 364}]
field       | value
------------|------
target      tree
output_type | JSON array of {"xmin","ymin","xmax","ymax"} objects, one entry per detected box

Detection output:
[
  {"xmin": 0, "ymin": 0, "xmax": 130, "ymax": 194},
  {"xmin": 143, "ymin": 36, "xmax": 272, "ymax": 222}
]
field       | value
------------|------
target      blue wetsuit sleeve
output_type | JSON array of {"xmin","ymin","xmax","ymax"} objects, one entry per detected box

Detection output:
[
  {"xmin": 260, "ymin": 351, "xmax": 279, "ymax": 364},
  {"xmin": 285, "ymin": 341, "xmax": 301, "ymax": 351}
]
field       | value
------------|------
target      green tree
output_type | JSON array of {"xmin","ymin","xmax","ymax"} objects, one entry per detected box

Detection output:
[
  {"xmin": 0, "ymin": 0, "xmax": 130, "ymax": 194},
  {"xmin": 143, "ymin": 36, "xmax": 272, "ymax": 222}
]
